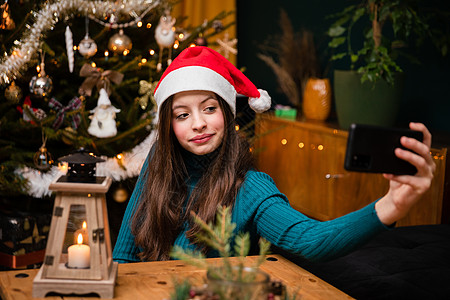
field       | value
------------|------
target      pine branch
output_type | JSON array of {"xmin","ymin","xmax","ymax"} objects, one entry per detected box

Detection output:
[
  {"xmin": 169, "ymin": 278, "xmax": 191, "ymax": 300},
  {"xmin": 0, "ymin": 162, "xmax": 29, "ymax": 196},
  {"xmin": 170, "ymin": 246, "xmax": 208, "ymax": 269},
  {"xmin": 191, "ymin": 206, "xmax": 235, "ymax": 277},
  {"xmin": 234, "ymin": 232, "xmax": 250, "ymax": 262},
  {"xmin": 233, "ymin": 232, "xmax": 250, "ymax": 282},
  {"xmin": 170, "ymin": 206, "xmax": 274, "ymax": 299},
  {"xmin": 254, "ymin": 238, "xmax": 271, "ymax": 270}
]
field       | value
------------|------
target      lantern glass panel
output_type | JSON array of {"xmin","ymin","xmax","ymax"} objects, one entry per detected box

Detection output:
[{"xmin": 61, "ymin": 204, "xmax": 90, "ymax": 268}]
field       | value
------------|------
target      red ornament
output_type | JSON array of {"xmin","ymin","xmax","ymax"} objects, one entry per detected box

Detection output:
[{"xmin": 194, "ymin": 36, "xmax": 208, "ymax": 47}]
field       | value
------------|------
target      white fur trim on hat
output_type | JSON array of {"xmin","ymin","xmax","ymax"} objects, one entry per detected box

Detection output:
[
  {"xmin": 249, "ymin": 89, "xmax": 271, "ymax": 113},
  {"xmin": 154, "ymin": 65, "xmax": 237, "ymax": 115}
]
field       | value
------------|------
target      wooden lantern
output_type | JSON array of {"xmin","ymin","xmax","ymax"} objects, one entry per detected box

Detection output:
[{"xmin": 33, "ymin": 152, "xmax": 117, "ymax": 298}]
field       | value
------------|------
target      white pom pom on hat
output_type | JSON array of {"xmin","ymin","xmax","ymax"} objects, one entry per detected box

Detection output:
[
  {"xmin": 249, "ymin": 89, "xmax": 271, "ymax": 113},
  {"xmin": 154, "ymin": 46, "xmax": 271, "ymax": 116}
]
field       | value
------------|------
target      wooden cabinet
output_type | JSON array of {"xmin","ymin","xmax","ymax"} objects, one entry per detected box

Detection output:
[{"xmin": 254, "ymin": 114, "xmax": 448, "ymax": 226}]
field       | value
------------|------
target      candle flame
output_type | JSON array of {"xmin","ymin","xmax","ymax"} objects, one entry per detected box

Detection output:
[
  {"xmin": 77, "ymin": 233, "xmax": 83, "ymax": 244},
  {"xmin": 82, "ymin": 221, "xmax": 87, "ymax": 229}
]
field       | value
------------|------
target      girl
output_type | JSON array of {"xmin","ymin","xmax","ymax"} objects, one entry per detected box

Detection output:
[{"xmin": 113, "ymin": 46, "xmax": 435, "ymax": 263}]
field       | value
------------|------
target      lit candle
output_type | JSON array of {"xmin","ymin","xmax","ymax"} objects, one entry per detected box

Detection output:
[
  {"xmin": 73, "ymin": 221, "xmax": 88, "ymax": 244},
  {"xmin": 68, "ymin": 233, "xmax": 90, "ymax": 268}
]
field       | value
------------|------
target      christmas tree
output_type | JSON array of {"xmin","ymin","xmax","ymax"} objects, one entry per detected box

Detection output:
[{"xmin": 0, "ymin": 0, "xmax": 235, "ymax": 205}]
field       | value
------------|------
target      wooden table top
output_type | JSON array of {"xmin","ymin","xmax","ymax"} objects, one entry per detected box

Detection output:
[{"xmin": 0, "ymin": 254, "xmax": 353, "ymax": 299}]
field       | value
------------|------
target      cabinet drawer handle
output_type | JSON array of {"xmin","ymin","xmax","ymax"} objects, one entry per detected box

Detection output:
[{"xmin": 325, "ymin": 173, "xmax": 345, "ymax": 179}]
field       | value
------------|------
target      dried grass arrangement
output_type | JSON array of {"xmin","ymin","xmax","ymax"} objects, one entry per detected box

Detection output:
[{"xmin": 258, "ymin": 9, "xmax": 320, "ymax": 109}]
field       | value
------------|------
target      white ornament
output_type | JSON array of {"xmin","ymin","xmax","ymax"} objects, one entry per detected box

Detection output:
[
  {"xmin": 155, "ymin": 12, "xmax": 176, "ymax": 72},
  {"xmin": 88, "ymin": 88, "xmax": 121, "ymax": 138},
  {"xmin": 78, "ymin": 34, "xmax": 98, "ymax": 58},
  {"xmin": 65, "ymin": 26, "xmax": 74, "ymax": 72}
]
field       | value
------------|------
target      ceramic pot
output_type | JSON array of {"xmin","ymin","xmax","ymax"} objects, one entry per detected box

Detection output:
[
  {"xmin": 302, "ymin": 78, "xmax": 331, "ymax": 121},
  {"xmin": 334, "ymin": 70, "xmax": 404, "ymax": 130}
]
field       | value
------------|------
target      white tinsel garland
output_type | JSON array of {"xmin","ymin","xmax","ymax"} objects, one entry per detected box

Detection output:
[
  {"xmin": 0, "ymin": 0, "xmax": 160, "ymax": 84},
  {"xmin": 16, "ymin": 166, "xmax": 67, "ymax": 198},
  {"xmin": 96, "ymin": 130, "xmax": 156, "ymax": 181},
  {"xmin": 18, "ymin": 130, "xmax": 156, "ymax": 198}
]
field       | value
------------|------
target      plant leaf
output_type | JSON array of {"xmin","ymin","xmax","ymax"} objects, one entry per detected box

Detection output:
[
  {"xmin": 350, "ymin": 54, "xmax": 359, "ymax": 63},
  {"xmin": 352, "ymin": 7, "xmax": 366, "ymax": 22},
  {"xmin": 328, "ymin": 37, "xmax": 346, "ymax": 48},
  {"xmin": 328, "ymin": 25, "xmax": 346, "ymax": 37},
  {"xmin": 330, "ymin": 53, "xmax": 346, "ymax": 61}
]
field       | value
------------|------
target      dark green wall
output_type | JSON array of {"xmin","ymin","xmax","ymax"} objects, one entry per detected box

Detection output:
[{"xmin": 236, "ymin": 0, "xmax": 450, "ymax": 143}]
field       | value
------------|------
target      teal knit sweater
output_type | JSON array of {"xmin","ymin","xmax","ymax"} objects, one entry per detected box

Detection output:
[{"xmin": 113, "ymin": 150, "xmax": 389, "ymax": 263}]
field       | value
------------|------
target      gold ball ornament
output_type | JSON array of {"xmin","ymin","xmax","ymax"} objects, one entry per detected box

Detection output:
[
  {"xmin": 113, "ymin": 186, "xmax": 129, "ymax": 203},
  {"xmin": 108, "ymin": 29, "xmax": 132, "ymax": 54},
  {"xmin": 5, "ymin": 81, "xmax": 22, "ymax": 104},
  {"xmin": 29, "ymin": 74, "xmax": 53, "ymax": 97},
  {"xmin": 33, "ymin": 146, "xmax": 53, "ymax": 171},
  {"xmin": 78, "ymin": 35, "xmax": 98, "ymax": 58}
]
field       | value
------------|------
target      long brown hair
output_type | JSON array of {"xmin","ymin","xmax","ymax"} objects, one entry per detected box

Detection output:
[{"xmin": 131, "ymin": 95, "xmax": 254, "ymax": 261}]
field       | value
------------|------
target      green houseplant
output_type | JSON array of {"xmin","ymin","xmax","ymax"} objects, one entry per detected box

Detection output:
[{"xmin": 327, "ymin": 0, "xmax": 449, "ymax": 129}]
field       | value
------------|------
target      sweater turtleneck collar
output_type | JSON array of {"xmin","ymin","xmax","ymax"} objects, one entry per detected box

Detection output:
[{"xmin": 180, "ymin": 147, "xmax": 220, "ymax": 178}]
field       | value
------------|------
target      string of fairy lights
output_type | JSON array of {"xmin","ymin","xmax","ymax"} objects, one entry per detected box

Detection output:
[{"xmin": 0, "ymin": 0, "xmax": 160, "ymax": 85}]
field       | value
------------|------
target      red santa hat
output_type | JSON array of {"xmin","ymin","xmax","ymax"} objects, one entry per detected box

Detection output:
[{"xmin": 154, "ymin": 46, "xmax": 271, "ymax": 116}]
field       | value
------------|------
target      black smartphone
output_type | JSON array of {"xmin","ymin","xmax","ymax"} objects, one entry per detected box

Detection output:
[{"xmin": 344, "ymin": 123, "xmax": 424, "ymax": 175}]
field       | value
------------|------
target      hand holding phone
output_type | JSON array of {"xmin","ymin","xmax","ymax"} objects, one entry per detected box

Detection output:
[{"xmin": 344, "ymin": 123, "xmax": 424, "ymax": 175}]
